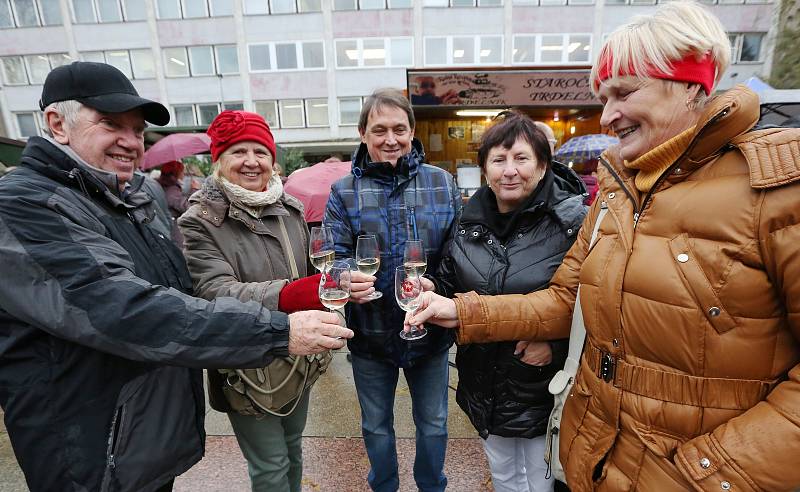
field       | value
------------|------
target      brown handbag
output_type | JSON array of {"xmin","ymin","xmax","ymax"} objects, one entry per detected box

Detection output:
[{"xmin": 220, "ymin": 215, "xmax": 333, "ymax": 417}]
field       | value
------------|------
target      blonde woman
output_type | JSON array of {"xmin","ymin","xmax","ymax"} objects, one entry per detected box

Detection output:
[{"xmin": 409, "ymin": 2, "xmax": 800, "ymax": 490}]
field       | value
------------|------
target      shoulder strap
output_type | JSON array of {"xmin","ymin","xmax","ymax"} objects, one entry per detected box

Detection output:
[
  {"xmin": 566, "ymin": 201, "xmax": 608, "ymax": 364},
  {"xmin": 277, "ymin": 215, "xmax": 300, "ymax": 281}
]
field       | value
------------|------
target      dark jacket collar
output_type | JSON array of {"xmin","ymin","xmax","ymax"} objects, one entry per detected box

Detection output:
[
  {"xmin": 19, "ymin": 136, "xmax": 150, "ymax": 212},
  {"xmin": 350, "ymin": 138, "xmax": 426, "ymax": 182}
]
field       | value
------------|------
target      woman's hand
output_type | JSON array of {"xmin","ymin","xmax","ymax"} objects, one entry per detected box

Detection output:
[
  {"xmin": 514, "ymin": 340, "xmax": 552, "ymax": 366},
  {"xmin": 420, "ymin": 276, "xmax": 436, "ymax": 292},
  {"xmin": 349, "ymin": 270, "xmax": 377, "ymax": 304},
  {"xmin": 404, "ymin": 291, "xmax": 459, "ymax": 330}
]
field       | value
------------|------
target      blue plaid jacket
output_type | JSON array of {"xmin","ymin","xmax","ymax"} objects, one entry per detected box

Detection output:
[{"xmin": 324, "ymin": 139, "xmax": 461, "ymax": 366}]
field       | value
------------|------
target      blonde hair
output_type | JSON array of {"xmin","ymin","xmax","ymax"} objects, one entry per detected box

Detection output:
[{"xmin": 590, "ymin": 1, "xmax": 730, "ymax": 96}]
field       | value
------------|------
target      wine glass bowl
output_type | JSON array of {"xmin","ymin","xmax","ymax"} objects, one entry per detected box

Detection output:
[
  {"xmin": 395, "ymin": 266, "xmax": 427, "ymax": 341},
  {"xmin": 403, "ymin": 240, "xmax": 427, "ymax": 277},
  {"xmin": 356, "ymin": 234, "xmax": 382, "ymax": 300},
  {"xmin": 309, "ymin": 226, "xmax": 335, "ymax": 272},
  {"xmin": 319, "ymin": 262, "xmax": 351, "ymax": 311}
]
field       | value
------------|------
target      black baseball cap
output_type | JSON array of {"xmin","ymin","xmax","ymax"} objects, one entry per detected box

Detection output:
[{"xmin": 39, "ymin": 61, "xmax": 170, "ymax": 126}]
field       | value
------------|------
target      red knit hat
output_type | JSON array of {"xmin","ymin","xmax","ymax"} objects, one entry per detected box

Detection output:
[
  {"xmin": 595, "ymin": 50, "xmax": 716, "ymax": 95},
  {"xmin": 207, "ymin": 110, "xmax": 276, "ymax": 162}
]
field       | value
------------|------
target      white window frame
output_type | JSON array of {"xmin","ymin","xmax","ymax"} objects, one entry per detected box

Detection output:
[
  {"xmin": 423, "ymin": 35, "xmax": 503, "ymax": 66},
  {"xmin": 254, "ymin": 100, "xmax": 280, "ymax": 128},
  {"xmin": 172, "ymin": 104, "xmax": 198, "ymax": 126},
  {"xmin": 334, "ymin": 37, "xmax": 413, "ymax": 69},
  {"xmin": 187, "ymin": 45, "xmax": 216, "ymax": 76},
  {"xmin": 6, "ymin": 0, "xmax": 47, "ymax": 27},
  {"xmin": 14, "ymin": 111, "xmax": 43, "ymax": 139},
  {"xmin": 196, "ymin": 102, "xmax": 221, "ymax": 125},
  {"xmin": 130, "ymin": 49, "xmax": 156, "ymax": 79},
  {"xmin": 278, "ymin": 99, "xmax": 305, "ymax": 128},
  {"xmin": 214, "ymin": 45, "xmax": 240, "ymax": 74},
  {"xmin": 1, "ymin": 55, "xmax": 30, "ymax": 85},
  {"xmin": 304, "ymin": 98, "xmax": 329, "ymax": 127},
  {"xmin": 511, "ymin": 33, "xmax": 591, "ymax": 65},
  {"xmin": 181, "ymin": 0, "xmax": 209, "ymax": 17},
  {"xmin": 338, "ymin": 96, "xmax": 363, "ymax": 126},
  {"xmin": 71, "ymin": 0, "xmax": 129, "ymax": 23},
  {"xmin": 247, "ymin": 40, "xmax": 325, "ymax": 72},
  {"xmin": 729, "ymin": 32, "xmax": 764, "ymax": 64},
  {"xmin": 157, "ymin": 0, "xmax": 225, "ymax": 19}
]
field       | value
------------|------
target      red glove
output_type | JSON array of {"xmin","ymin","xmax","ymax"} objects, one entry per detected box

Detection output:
[{"xmin": 278, "ymin": 274, "xmax": 325, "ymax": 313}]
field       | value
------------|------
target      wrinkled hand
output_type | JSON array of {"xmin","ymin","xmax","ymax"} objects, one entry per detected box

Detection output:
[
  {"xmin": 349, "ymin": 270, "xmax": 377, "ymax": 304},
  {"xmin": 420, "ymin": 276, "xmax": 435, "ymax": 292},
  {"xmin": 403, "ymin": 291, "xmax": 459, "ymax": 330},
  {"xmin": 288, "ymin": 310, "xmax": 353, "ymax": 355},
  {"xmin": 514, "ymin": 340, "xmax": 552, "ymax": 366}
]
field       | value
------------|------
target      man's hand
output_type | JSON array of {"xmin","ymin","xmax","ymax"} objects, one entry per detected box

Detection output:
[
  {"xmin": 403, "ymin": 291, "xmax": 459, "ymax": 330},
  {"xmin": 288, "ymin": 310, "xmax": 353, "ymax": 355},
  {"xmin": 349, "ymin": 270, "xmax": 377, "ymax": 304},
  {"xmin": 514, "ymin": 340, "xmax": 552, "ymax": 366}
]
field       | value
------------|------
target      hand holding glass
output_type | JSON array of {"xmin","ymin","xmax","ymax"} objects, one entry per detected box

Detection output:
[
  {"xmin": 355, "ymin": 234, "xmax": 382, "ymax": 300},
  {"xmin": 395, "ymin": 266, "xmax": 427, "ymax": 340},
  {"xmin": 309, "ymin": 226, "xmax": 334, "ymax": 272}
]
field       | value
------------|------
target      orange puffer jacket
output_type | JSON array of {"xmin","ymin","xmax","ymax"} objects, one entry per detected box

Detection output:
[{"xmin": 453, "ymin": 85, "xmax": 800, "ymax": 491}]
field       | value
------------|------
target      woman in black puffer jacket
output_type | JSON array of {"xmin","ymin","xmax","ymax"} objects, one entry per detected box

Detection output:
[{"xmin": 431, "ymin": 112, "xmax": 586, "ymax": 492}]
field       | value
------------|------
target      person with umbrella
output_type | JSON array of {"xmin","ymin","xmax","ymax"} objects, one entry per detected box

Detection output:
[{"xmin": 156, "ymin": 160, "xmax": 199, "ymax": 248}]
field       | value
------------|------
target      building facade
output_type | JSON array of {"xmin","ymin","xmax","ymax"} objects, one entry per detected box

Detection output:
[{"xmin": 0, "ymin": 0, "xmax": 778, "ymax": 155}]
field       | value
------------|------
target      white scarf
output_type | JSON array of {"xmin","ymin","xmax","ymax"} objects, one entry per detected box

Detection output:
[{"xmin": 214, "ymin": 170, "xmax": 283, "ymax": 218}]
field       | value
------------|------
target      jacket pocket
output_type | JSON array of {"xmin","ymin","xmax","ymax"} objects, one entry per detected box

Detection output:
[{"xmin": 668, "ymin": 234, "xmax": 737, "ymax": 334}]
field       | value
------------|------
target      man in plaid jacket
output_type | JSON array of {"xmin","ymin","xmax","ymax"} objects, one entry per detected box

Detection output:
[{"xmin": 324, "ymin": 89, "xmax": 461, "ymax": 492}]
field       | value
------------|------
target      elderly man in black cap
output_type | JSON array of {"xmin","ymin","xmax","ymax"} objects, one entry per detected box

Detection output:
[{"xmin": 0, "ymin": 62, "xmax": 352, "ymax": 492}]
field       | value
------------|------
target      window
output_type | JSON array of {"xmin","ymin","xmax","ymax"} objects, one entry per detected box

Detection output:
[
  {"xmin": 123, "ymin": 0, "xmax": 147, "ymax": 20},
  {"xmin": 39, "ymin": 0, "xmax": 61, "ymax": 23},
  {"xmin": 254, "ymin": 100, "xmax": 279, "ymax": 127},
  {"xmin": 130, "ymin": 49, "xmax": 156, "ymax": 78},
  {"xmin": 424, "ymin": 0, "xmax": 502, "ymax": 5},
  {"xmin": 360, "ymin": 0, "xmax": 384, "ymax": 8},
  {"xmin": 424, "ymin": 36, "xmax": 502, "ymax": 66},
  {"xmin": 48, "ymin": 53, "xmax": 74, "ymax": 69},
  {"xmin": 209, "ymin": 0, "xmax": 233, "ymax": 14},
  {"xmin": 0, "ymin": 0, "xmax": 63, "ymax": 27},
  {"xmin": 332, "ymin": 0, "xmax": 410, "ymax": 9},
  {"xmin": 275, "ymin": 43, "xmax": 298, "ymax": 69},
  {"xmin": 98, "ymin": 0, "xmax": 122, "ymax": 21},
  {"xmin": 105, "ymin": 50, "xmax": 132, "ymax": 78},
  {"xmin": 85, "ymin": 49, "xmax": 153, "ymax": 75},
  {"xmin": 182, "ymin": 0, "xmax": 207, "ymax": 16},
  {"xmin": 248, "ymin": 41, "xmax": 325, "ymax": 71},
  {"xmin": 279, "ymin": 99, "xmax": 304, "ymax": 127},
  {"xmin": 244, "ymin": 0, "xmax": 321, "ymax": 13},
  {"xmin": 157, "ymin": 0, "xmax": 230, "ymax": 18},
  {"xmin": 197, "ymin": 103, "xmax": 220, "ymax": 125},
  {"xmin": 215, "ymin": 45, "xmax": 239, "ymax": 74},
  {"xmin": 0, "ymin": 1, "xmax": 13, "ymax": 27},
  {"xmin": 513, "ymin": 0, "xmax": 594, "ymax": 4},
  {"xmin": 423, "ymin": 0, "xmax": 448, "ymax": 6},
  {"xmin": 164, "ymin": 47, "xmax": 190, "ymax": 77},
  {"xmin": 24, "ymin": 54, "xmax": 51, "ymax": 84},
  {"xmin": 15, "ymin": 112, "xmax": 41, "ymax": 138},
  {"xmin": 174, "ymin": 105, "xmax": 196, "ymax": 125},
  {"xmin": 305, "ymin": 98, "xmax": 329, "ymax": 126},
  {"xmin": 188, "ymin": 46, "xmax": 215, "ymax": 75},
  {"xmin": 512, "ymin": 33, "xmax": 591, "ymax": 64},
  {"xmin": 730, "ymin": 33, "xmax": 764, "ymax": 63},
  {"xmin": 223, "ymin": 102, "xmax": 244, "ymax": 111},
  {"xmin": 334, "ymin": 37, "xmax": 412, "ymax": 68},
  {"xmin": 12, "ymin": 0, "xmax": 39, "ymax": 25},
  {"xmin": 72, "ymin": 0, "xmax": 134, "ymax": 23},
  {"xmin": 333, "ymin": 0, "xmax": 356, "ymax": 8},
  {"xmin": 339, "ymin": 97, "xmax": 362, "ymax": 126},
  {"xmin": 1, "ymin": 56, "xmax": 27, "ymax": 84}
]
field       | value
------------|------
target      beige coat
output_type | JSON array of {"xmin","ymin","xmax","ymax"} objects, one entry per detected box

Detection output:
[
  {"xmin": 178, "ymin": 178, "xmax": 309, "ymax": 411},
  {"xmin": 453, "ymin": 86, "xmax": 800, "ymax": 491}
]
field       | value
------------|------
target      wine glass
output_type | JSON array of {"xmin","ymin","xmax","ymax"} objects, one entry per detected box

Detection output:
[
  {"xmin": 403, "ymin": 240, "xmax": 427, "ymax": 277},
  {"xmin": 309, "ymin": 226, "xmax": 334, "ymax": 273},
  {"xmin": 395, "ymin": 266, "xmax": 427, "ymax": 341},
  {"xmin": 355, "ymin": 234, "xmax": 382, "ymax": 300},
  {"xmin": 319, "ymin": 261, "xmax": 351, "ymax": 314}
]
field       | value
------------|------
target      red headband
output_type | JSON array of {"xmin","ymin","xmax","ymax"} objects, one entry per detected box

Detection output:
[
  {"xmin": 207, "ymin": 110, "xmax": 276, "ymax": 162},
  {"xmin": 595, "ymin": 50, "xmax": 716, "ymax": 95}
]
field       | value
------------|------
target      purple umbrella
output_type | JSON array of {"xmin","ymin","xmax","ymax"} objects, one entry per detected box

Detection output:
[{"xmin": 142, "ymin": 133, "xmax": 211, "ymax": 170}]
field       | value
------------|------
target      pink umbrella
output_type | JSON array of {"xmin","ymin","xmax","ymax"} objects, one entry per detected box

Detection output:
[
  {"xmin": 142, "ymin": 133, "xmax": 211, "ymax": 170},
  {"xmin": 284, "ymin": 158, "xmax": 351, "ymax": 223}
]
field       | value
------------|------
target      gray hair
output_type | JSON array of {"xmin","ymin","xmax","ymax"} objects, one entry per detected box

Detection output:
[
  {"xmin": 42, "ymin": 100, "xmax": 83, "ymax": 136},
  {"xmin": 358, "ymin": 88, "xmax": 415, "ymax": 134}
]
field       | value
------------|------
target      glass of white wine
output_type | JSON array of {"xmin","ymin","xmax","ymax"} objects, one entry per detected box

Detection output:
[
  {"xmin": 395, "ymin": 266, "xmax": 427, "ymax": 341},
  {"xmin": 355, "ymin": 234, "xmax": 382, "ymax": 300},
  {"xmin": 319, "ymin": 262, "xmax": 351, "ymax": 313},
  {"xmin": 309, "ymin": 226, "xmax": 335, "ymax": 272},
  {"xmin": 403, "ymin": 239, "xmax": 427, "ymax": 277}
]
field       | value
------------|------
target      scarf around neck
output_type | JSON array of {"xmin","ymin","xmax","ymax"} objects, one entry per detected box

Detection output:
[
  {"xmin": 214, "ymin": 170, "xmax": 283, "ymax": 217},
  {"xmin": 624, "ymin": 125, "xmax": 696, "ymax": 192}
]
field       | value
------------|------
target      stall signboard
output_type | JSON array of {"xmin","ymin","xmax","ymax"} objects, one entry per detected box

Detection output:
[{"xmin": 407, "ymin": 70, "xmax": 600, "ymax": 108}]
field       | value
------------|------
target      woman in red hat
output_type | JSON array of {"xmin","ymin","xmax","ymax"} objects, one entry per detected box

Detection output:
[{"xmin": 179, "ymin": 110, "xmax": 328, "ymax": 492}]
